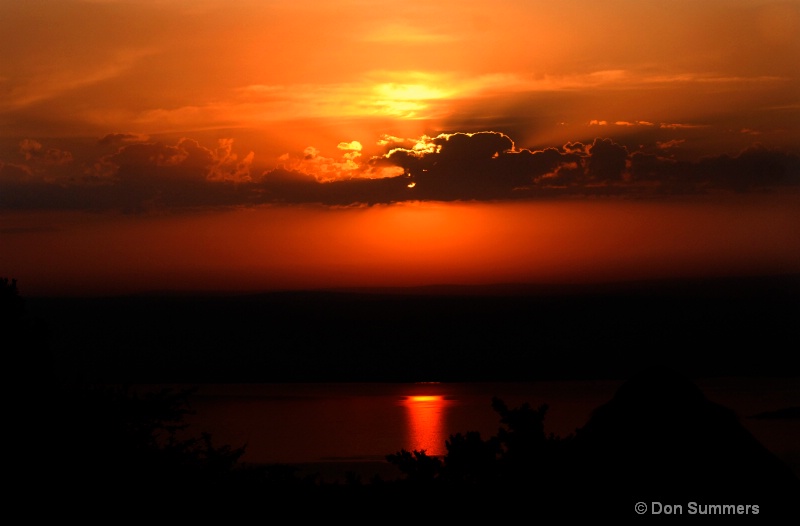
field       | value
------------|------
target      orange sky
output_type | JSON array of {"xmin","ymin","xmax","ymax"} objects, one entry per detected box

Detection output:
[
  {"xmin": 2, "ymin": 196, "xmax": 799, "ymax": 296},
  {"xmin": 1, "ymin": 0, "xmax": 799, "ymax": 295}
]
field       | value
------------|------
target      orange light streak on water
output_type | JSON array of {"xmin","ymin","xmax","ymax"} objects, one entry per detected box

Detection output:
[{"xmin": 402, "ymin": 394, "xmax": 451, "ymax": 456}]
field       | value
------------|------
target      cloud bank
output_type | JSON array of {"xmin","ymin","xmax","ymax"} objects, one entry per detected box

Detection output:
[{"xmin": 2, "ymin": 132, "xmax": 798, "ymax": 211}]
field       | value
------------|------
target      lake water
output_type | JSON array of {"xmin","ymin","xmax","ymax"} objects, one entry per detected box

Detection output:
[{"xmin": 174, "ymin": 378, "xmax": 799, "ymax": 476}]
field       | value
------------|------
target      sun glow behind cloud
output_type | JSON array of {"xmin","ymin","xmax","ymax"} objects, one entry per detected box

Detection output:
[
  {"xmin": 3, "ymin": 0, "xmax": 797, "ymax": 151},
  {"xmin": 371, "ymin": 80, "xmax": 455, "ymax": 118}
]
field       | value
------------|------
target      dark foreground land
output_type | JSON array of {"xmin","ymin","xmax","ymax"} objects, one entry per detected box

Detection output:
[
  {"xmin": 28, "ymin": 367, "xmax": 800, "ymax": 522},
  {"xmin": 5, "ymin": 275, "xmax": 799, "ymax": 520}
]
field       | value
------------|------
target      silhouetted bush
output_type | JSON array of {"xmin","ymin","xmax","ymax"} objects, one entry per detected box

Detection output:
[
  {"xmin": 388, "ymin": 396, "xmax": 571, "ymax": 490},
  {"xmin": 385, "ymin": 448, "xmax": 442, "ymax": 483},
  {"xmin": 47, "ymin": 384, "xmax": 246, "ymax": 498}
]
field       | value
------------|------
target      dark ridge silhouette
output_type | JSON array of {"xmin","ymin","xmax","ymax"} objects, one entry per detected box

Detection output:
[
  {"xmin": 28, "ymin": 274, "xmax": 800, "ymax": 383},
  {"xmin": 571, "ymin": 366, "xmax": 799, "ymax": 519}
]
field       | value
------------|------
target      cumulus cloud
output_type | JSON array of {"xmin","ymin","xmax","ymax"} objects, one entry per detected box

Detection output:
[
  {"xmin": 277, "ymin": 144, "xmax": 362, "ymax": 182},
  {"xmin": 273, "ymin": 140, "xmax": 401, "ymax": 183},
  {"xmin": 100, "ymin": 138, "xmax": 253, "ymax": 184},
  {"xmin": 18, "ymin": 139, "xmax": 73, "ymax": 165},
  {"xmin": 375, "ymin": 132, "xmax": 519, "ymax": 200},
  {"xmin": 207, "ymin": 138, "xmax": 254, "ymax": 183},
  {"xmin": 73, "ymin": 137, "xmax": 254, "ymax": 211},
  {"xmin": 337, "ymin": 141, "xmax": 363, "ymax": 152},
  {"xmin": 586, "ymin": 138, "xmax": 629, "ymax": 182},
  {"xmin": 18, "ymin": 140, "xmax": 42, "ymax": 161},
  {"xmin": 337, "ymin": 140, "xmax": 362, "ymax": 165}
]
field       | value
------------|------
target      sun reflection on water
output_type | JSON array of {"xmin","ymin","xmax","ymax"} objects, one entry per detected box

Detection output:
[{"xmin": 401, "ymin": 391, "xmax": 452, "ymax": 456}]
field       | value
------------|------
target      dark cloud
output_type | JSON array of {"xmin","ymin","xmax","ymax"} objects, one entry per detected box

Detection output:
[
  {"xmin": 258, "ymin": 168, "xmax": 413, "ymax": 206},
  {"xmin": 586, "ymin": 138, "xmax": 629, "ymax": 182},
  {"xmin": 698, "ymin": 144, "xmax": 800, "ymax": 191},
  {"xmin": 0, "ymin": 160, "xmax": 95, "ymax": 210},
  {"xmin": 379, "ymin": 133, "xmax": 799, "ymax": 199},
  {"xmin": 1, "ymin": 138, "xmax": 253, "ymax": 212},
  {"xmin": 382, "ymin": 132, "xmax": 520, "ymax": 200},
  {"xmin": 626, "ymin": 145, "xmax": 800, "ymax": 192},
  {"xmin": 98, "ymin": 138, "xmax": 253, "ymax": 212},
  {"xmin": 2, "ymin": 132, "xmax": 798, "ymax": 211},
  {"xmin": 434, "ymin": 132, "xmax": 514, "ymax": 162},
  {"xmin": 378, "ymin": 134, "xmax": 628, "ymax": 197}
]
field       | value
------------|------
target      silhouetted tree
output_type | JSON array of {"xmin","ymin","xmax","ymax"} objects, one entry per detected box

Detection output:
[
  {"xmin": 1, "ymin": 278, "xmax": 51, "ymax": 383},
  {"xmin": 385, "ymin": 448, "xmax": 442, "ymax": 484},
  {"xmin": 442, "ymin": 430, "xmax": 500, "ymax": 484},
  {"xmin": 0, "ymin": 277, "xmax": 25, "ymax": 322},
  {"xmin": 48, "ymin": 385, "xmax": 246, "ymax": 499},
  {"xmin": 387, "ymin": 397, "xmax": 568, "ymax": 489}
]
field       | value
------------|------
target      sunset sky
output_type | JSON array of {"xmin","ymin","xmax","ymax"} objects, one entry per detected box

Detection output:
[{"xmin": 2, "ymin": 0, "xmax": 799, "ymax": 295}]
